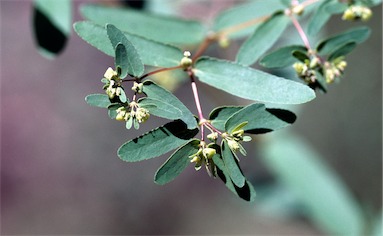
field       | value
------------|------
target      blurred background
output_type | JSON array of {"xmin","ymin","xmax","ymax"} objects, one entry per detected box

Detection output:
[{"xmin": 1, "ymin": 0, "xmax": 381, "ymax": 234}]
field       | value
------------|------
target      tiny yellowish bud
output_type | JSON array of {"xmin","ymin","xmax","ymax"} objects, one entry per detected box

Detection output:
[
  {"xmin": 190, "ymin": 155, "xmax": 201, "ymax": 163},
  {"xmin": 104, "ymin": 67, "xmax": 118, "ymax": 80},
  {"xmin": 336, "ymin": 61, "xmax": 347, "ymax": 71},
  {"xmin": 207, "ymin": 132, "xmax": 218, "ymax": 141},
  {"xmin": 309, "ymin": 57, "xmax": 320, "ymax": 69},
  {"xmin": 227, "ymin": 139, "xmax": 240, "ymax": 152},
  {"xmin": 342, "ymin": 8, "xmax": 355, "ymax": 21},
  {"xmin": 116, "ymin": 107, "xmax": 127, "ymax": 121},
  {"xmin": 292, "ymin": 4, "xmax": 304, "ymax": 15},
  {"xmin": 135, "ymin": 107, "xmax": 150, "ymax": 123},
  {"xmin": 361, "ymin": 7, "xmax": 372, "ymax": 21},
  {"xmin": 180, "ymin": 57, "xmax": 193, "ymax": 69},
  {"xmin": 203, "ymin": 148, "xmax": 216, "ymax": 159},
  {"xmin": 131, "ymin": 82, "xmax": 144, "ymax": 93},
  {"xmin": 218, "ymin": 37, "xmax": 230, "ymax": 48},
  {"xmin": 293, "ymin": 62, "xmax": 305, "ymax": 74},
  {"xmin": 325, "ymin": 69, "xmax": 335, "ymax": 83}
]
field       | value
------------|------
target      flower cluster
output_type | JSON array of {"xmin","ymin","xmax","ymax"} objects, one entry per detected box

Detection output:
[
  {"xmin": 115, "ymin": 102, "xmax": 150, "ymax": 129},
  {"xmin": 189, "ymin": 141, "xmax": 218, "ymax": 176},
  {"xmin": 342, "ymin": 5, "xmax": 372, "ymax": 21},
  {"xmin": 102, "ymin": 67, "xmax": 127, "ymax": 103}
]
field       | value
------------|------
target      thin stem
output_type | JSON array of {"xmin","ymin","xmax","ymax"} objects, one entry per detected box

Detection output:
[
  {"xmin": 216, "ymin": 15, "xmax": 269, "ymax": 38},
  {"xmin": 138, "ymin": 65, "xmax": 182, "ymax": 81},
  {"xmin": 192, "ymin": 36, "xmax": 215, "ymax": 61},
  {"xmin": 188, "ymin": 70, "xmax": 206, "ymax": 140},
  {"xmin": 289, "ymin": 14, "xmax": 312, "ymax": 50}
]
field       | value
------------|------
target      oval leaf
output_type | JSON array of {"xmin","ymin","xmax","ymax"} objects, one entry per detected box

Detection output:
[
  {"xmin": 260, "ymin": 45, "xmax": 307, "ymax": 68},
  {"xmin": 221, "ymin": 140, "xmax": 245, "ymax": 188},
  {"xmin": 81, "ymin": 4, "xmax": 205, "ymax": 45},
  {"xmin": 154, "ymin": 139, "xmax": 200, "ymax": 185},
  {"xmin": 236, "ymin": 12, "xmax": 290, "ymax": 66},
  {"xmin": 107, "ymin": 24, "xmax": 144, "ymax": 77},
  {"xmin": 85, "ymin": 94, "xmax": 112, "ymax": 108},
  {"xmin": 194, "ymin": 57, "xmax": 316, "ymax": 104},
  {"xmin": 209, "ymin": 106, "xmax": 243, "ymax": 131},
  {"xmin": 143, "ymin": 81, "xmax": 197, "ymax": 129},
  {"xmin": 118, "ymin": 120, "xmax": 199, "ymax": 162},
  {"xmin": 213, "ymin": 0, "xmax": 285, "ymax": 39},
  {"xmin": 316, "ymin": 27, "xmax": 371, "ymax": 56},
  {"xmin": 213, "ymin": 155, "xmax": 256, "ymax": 202},
  {"xmin": 225, "ymin": 103, "xmax": 296, "ymax": 134},
  {"xmin": 138, "ymin": 97, "xmax": 183, "ymax": 120},
  {"xmin": 307, "ymin": 0, "xmax": 341, "ymax": 36},
  {"xmin": 328, "ymin": 42, "xmax": 357, "ymax": 61},
  {"xmin": 73, "ymin": 21, "xmax": 183, "ymax": 67}
]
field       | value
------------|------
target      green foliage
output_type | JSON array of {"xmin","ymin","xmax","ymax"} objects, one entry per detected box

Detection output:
[
  {"xmin": 66, "ymin": 0, "xmax": 380, "ymax": 203},
  {"xmin": 194, "ymin": 57, "xmax": 315, "ymax": 104},
  {"xmin": 236, "ymin": 12, "xmax": 290, "ymax": 66}
]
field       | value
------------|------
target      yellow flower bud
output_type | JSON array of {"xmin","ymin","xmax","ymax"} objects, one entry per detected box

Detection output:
[
  {"xmin": 361, "ymin": 7, "xmax": 372, "ymax": 21},
  {"xmin": 292, "ymin": 4, "xmax": 304, "ymax": 15},
  {"xmin": 135, "ymin": 107, "xmax": 150, "ymax": 123},
  {"xmin": 218, "ymin": 37, "xmax": 230, "ymax": 48},
  {"xmin": 342, "ymin": 8, "xmax": 355, "ymax": 21},
  {"xmin": 104, "ymin": 67, "xmax": 118, "ymax": 80},
  {"xmin": 227, "ymin": 139, "xmax": 240, "ymax": 152},
  {"xmin": 203, "ymin": 148, "xmax": 216, "ymax": 159}
]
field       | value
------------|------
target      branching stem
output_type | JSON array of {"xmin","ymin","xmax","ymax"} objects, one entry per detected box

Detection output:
[
  {"xmin": 288, "ymin": 14, "xmax": 312, "ymax": 50},
  {"xmin": 138, "ymin": 65, "xmax": 182, "ymax": 81}
]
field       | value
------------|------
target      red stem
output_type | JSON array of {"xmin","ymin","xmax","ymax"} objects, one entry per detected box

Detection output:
[{"xmin": 289, "ymin": 14, "xmax": 312, "ymax": 50}]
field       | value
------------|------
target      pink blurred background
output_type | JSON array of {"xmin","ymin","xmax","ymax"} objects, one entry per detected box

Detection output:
[{"xmin": 1, "ymin": 0, "xmax": 381, "ymax": 234}]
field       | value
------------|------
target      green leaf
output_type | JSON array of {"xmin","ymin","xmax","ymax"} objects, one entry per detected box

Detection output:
[
  {"xmin": 33, "ymin": 0, "xmax": 72, "ymax": 58},
  {"xmin": 143, "ymin": 81, "xmax": 197, "ymax": 129},
  {"xmin": 213, "ymin": 0, "xmax": 285, "ymax": 39},
  {"xmin": 260, "ymin": 45, "xmax": 307, "ymax": 68},
  {"xmin": 193, "ymin": 57, "xmax": 316, "ymax": 104},
  {"xmin": 118, "ymin": 120, "xmax": 199, "ymax": 162},
  {"xmin": 107, "ymin": 104, "xmax": 120, "ymax": 119},
  {"xmin": 115, "ymin": 43, "xmax": 129, "ymax": 78},
  {"xmin": 85, "ymin": 94, "xmax": 112, "ymax": 108},
  {"xmin": 73, "ymin": 21, "xmax": 183, "ymax": 67},
  {"xmin": 81, "ymin": 4, "xmax": 205, "ymax": 45},
  {"xmin": 221, "ymin": 140, "xmax": 245, "ymax": 187},
  {"xmin": 317, "ymin": 27, "xmax": 371, "ymax": 56},
  {"xmin": 328, "ymin": 42, "xmax": 357, "ymax": 61},
  {"xmin": 307, "ymin": 0, "xmax": 340, "ymax": 36},
  {"xmin": 225, "ymin": 103, "xmax": 296, "ymax": 134},
  {"xmin": 138, "ymin": 97, "xmax": 182, "ymax": 120},
  {"xmin": 209, "ymin": 106, "xmax": 243, "ymax": 131},
  {"xmin": 260, "ymin": 133, "xmax": 365, "ymax": 235},
  {"xmin": 213, "ymin": 155, "xmax": 256, "ymax": 201},
  {"xmin": 292, "ymin": 50, "xmax": 310, "ymax": 62},
  {"xmin": 106, "ymin": 24, "xmax": 144, "ymax": 78},
  {"xmin": 236, "ymin": 12, "xmax": 290, "ymax": 66},
  {"xmin": 154, "ymin": 139, "xmax": 200, "ymax": 185}
]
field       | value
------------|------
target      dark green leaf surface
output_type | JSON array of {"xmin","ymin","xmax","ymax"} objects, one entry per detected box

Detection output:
[
  {"xmin": 221, "ymin": 140, "xmax": 245, "ymax": 187},
  {"xmin": 260, "ymin": 133, "xmax": 364, "ymax": 235},
  {"xmin": 260, "ymin": 45, "xmax": 307, "ymax": 68},
  {"xmin": 85, "ymin": 94, "xmax": 112, "ymax": 108},
  {"xmin": 213, "ymin": 155, "xmax": 256, "ymax": 201},
  {"xmin": 33, "ymin": 0, "xmax": 72, "ymax": 57},
  {"xmin": 114, "ymin": 43, "xmax": 129, "ymax": 78},
  {"xmin": 213, "ymin": 0, "xmax": 285, "ymax": 39},
  {"xmin": 154, "ymin": 139, "xmax": 200, "ymax": 185},
  {"xmin": 118, "ymin": 120, "xmax": 199, "ymax": 162},
  {"xmin": 236, "ymin": 13, "xmax": 290, "ymax": 66},
  {"xmin": 328, "ymin": 42, "xmax": 357, "ymax": 61},
  {"xmin": 209, "ymin": 106, "xmax": 243, "ymax": 131},
  {"xmin": 194, "ymin": 57, "xmax": 316, "ymax": 104},
  {"xmin": 81, "ymin": 4, "xmax": 205, "ymax": 45},
  {"xmin": 317, "ymin": 27, "xmax": 371, "ymax": 56},
  {"xmin": 73, "ymin": 21, "xmax": 183, "ymax": 67},
  {"xmin": 143, "ymin": 81, "xmax": 197, "ymax": 129},
  {"xmin": 107, "ymin": 104, "xmax": 120, "ymax": 119},
  {"xmin": 225, "ymin": 103, "xmax": 296, "ymax": 134},
  {"xmin": 107, "ymin": 24, "xmax": 144, "ymax": 77},
  {"xmin": 138, "ymin": 97, "xmax": 182, "ymax": 120}
]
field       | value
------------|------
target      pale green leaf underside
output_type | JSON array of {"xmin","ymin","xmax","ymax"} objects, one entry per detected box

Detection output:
[
  {"xmin": 236, "ymin": 13, "xmax": 290, "ymax": 66},
  {"xmin": 138, "ymin": 97, "xmax": 183, "ymax": 120},
  {"xmin": 85, "ymin": 94, "xmax": 112, "ymax": 108},
  {"xmin": 143, "ymin": 81, "xmax": 197, "ymax": 129},
  {"xmin": 213, "ymin": 155, "xmax": 256, "ymax": 202},
  {"xmin": 213, "ymin": 0, "xmax": 285, "ymax": 39},
  {"xmin": 221, "ymin": 140, "xmax": 245, "ymax": 188},
  {"xmin": 107, "ymin": 24, "xmax": 144, "ymax": 77},
  {"xmin": 225, "ymin": 103, "xmax": 296, "ymax": 134},
  {"xmin": 73, "ymin": 21, "xmax": 183, "ymax": 67},
  {"xmin": 81, "ymin": 4, "xmax": 206, "ymax": 45},
  {"xmin": 154, "ymin": 139, "xmax": 200, "ymax": 185},
  {"xmin": 194, "ymin": 57, "xmax": 316, "ymax": 104},
  {"xmin": 307, "ymin": 0, "xmax": 343, "ymax": 36},
  {"xmin": 260, "ymin": 45, "xmax": 307, "ymax": 68},
  {"xmin": 118, "ymin": 120, "xmax": 198, "ymax": 162}
]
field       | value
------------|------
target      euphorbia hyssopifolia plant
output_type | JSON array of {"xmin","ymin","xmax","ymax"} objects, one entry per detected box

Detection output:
[{"xmin": 74, "ymin": 0, "xmax": 380, "ymax": 201}]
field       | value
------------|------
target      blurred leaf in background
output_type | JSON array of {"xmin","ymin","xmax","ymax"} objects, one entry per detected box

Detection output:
[{"xmin": 32, "ymin": 0, "xmax": 72, "ymax": 58}]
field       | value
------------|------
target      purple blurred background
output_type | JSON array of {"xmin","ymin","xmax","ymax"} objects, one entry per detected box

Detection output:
[{"xmin": 1, "ymin": 0, "xmax": 381, "ymax": 234}]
